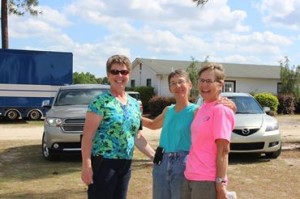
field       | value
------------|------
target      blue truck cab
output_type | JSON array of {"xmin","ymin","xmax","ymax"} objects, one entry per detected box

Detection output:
[{"xmin": 0, "ymin": 49, "xmax": 73, "ymax": 120}]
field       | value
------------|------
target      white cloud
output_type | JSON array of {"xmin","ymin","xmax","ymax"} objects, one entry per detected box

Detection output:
[{"xmin": 260, "ymin": 0, "xmax": 300, "ymax": 30}]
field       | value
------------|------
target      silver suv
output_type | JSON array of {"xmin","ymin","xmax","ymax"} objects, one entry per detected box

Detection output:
[{"xmin": 41, "ymin": 84, "xmax": 110, "ymax": 160}]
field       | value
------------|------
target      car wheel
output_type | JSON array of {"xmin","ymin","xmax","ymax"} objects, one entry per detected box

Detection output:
[
  {"xmin": 29, "ymin": 110, "xmax": 41, "ymax": 120},
  {"xmin": 42, "ymin": 132, "xmax": 59, "ymax": 161},
  {"xmin": 265, "ymin": 147, "xmax": 282, "ymax": 159},
  {"xmin": 6, "ymin": 110, "xmax": 19, "ymax": 120}
]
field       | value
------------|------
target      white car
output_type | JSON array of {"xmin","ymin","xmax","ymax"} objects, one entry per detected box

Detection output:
[
  {"xmin": 197, "ymin": 92, "xmax": 281, "ymax": 158},
  {"xmin": 223, "ymin": 92, "xmax": 281, "ymax": 158}
]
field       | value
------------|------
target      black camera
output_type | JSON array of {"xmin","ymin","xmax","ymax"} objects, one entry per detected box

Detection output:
[{"xmin": 153, "ymin": 146, "xmax": 164, "ymax": 165}]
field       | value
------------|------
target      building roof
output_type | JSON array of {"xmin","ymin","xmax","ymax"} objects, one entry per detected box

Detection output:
[{"xmin": 132, "ymin": 58, "xmax": 280, "ymax": 79}]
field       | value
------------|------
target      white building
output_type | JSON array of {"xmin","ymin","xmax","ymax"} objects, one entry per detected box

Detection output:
[{"xmin": 129, "ymin": 58, "xmax": 281, "ymax": 97}]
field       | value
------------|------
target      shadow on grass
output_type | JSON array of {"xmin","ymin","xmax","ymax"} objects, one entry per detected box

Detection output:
[
  {"xmin": 132, "ymin": 159, "xmax": 153, "ymax": 170},
  {"xmin": 0, "ymin": 142, "xmax": 81, "ymax": 182},
  {"xmin": 0, "ymin": 188, "xmax": 85, "ymax": 199},
  {"xmin": 229, "ymin": 153, "xmax": 273, "ymax": 165}
]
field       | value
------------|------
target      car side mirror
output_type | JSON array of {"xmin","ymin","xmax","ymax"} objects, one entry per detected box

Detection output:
[
  {"xmin": 42, "ymin": 100, "xmax": 51, "ymax": 108},
  {"xmin": 263, "ymin": 107, "xmax": 270, "ymax": 113}
]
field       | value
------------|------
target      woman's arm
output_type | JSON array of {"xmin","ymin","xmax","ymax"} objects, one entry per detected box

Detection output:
[
  {"xmin": 135, "ymin": 130, "xmax": 155, "ymax": 160},
  {"xmin": 219, "ymin": 97, "xmax": 237, "ymax": 113},
  {"xmin": 81, "ymin": 112, "xmax": 102, "ymax": 185},
  {"xmin": 142, "ymin": 107, "xmax": 167, "ymax": 130},
  {"xmin": 215, "ymin": 139, "xmax": 230, "ymax": 199}
]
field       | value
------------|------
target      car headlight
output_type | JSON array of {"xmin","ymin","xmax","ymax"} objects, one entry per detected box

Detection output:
[
  {"xmin": 265, "ymin": 122, "xmax": 279, "ymax": 131},
  {"xmin": 46, "ymin": 118, "xmax": 63, "ymax": 127}
]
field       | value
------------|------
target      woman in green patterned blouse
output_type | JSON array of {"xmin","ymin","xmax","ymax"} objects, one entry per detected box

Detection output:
[{"xmin": 81, "ymin": 55, "xmax": 155, "ymax": 199}]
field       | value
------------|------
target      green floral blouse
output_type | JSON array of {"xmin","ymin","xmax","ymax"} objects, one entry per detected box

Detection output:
[{"xmin": 87, "ymin": 91, "xmax": 142, "ymax": 159}]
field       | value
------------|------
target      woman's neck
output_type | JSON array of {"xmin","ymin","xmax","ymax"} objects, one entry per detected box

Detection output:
[
  {"xmin": 110, "ymin": 89, "xmax": 127, "ymax": 105},
  {"xmin": 175, "ymin": 99, "xmax": 189, "ymax": 112}
]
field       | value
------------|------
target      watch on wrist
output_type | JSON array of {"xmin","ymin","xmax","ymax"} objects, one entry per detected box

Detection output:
[{"xmin": 216, "ymin": 177, "xmax": 227, "ymax": 184}]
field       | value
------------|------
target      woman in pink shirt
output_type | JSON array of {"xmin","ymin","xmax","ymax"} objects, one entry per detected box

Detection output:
[{"xmin": 182, "ymin": 63, "xmax": 236, "ymax": 199}]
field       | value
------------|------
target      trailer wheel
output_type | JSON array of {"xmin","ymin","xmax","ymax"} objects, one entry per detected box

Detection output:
[
  {"xmin": 29, "ymin": 110, "xmax": 41, "ymax": 120},
  {"xmin": 42, "ymin": 132, "xmax": 59, "ymax": 161},
  {"xmin": 6, "ymin": 110, "xmax": 19, "ymax": 120}
]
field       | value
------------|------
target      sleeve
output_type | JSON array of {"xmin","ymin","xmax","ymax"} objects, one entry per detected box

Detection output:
[
  {"xmin": 87, "ymin": 94, "xmax": 105, "ymax": 116},
  {"xmin": 212, "ymin": 105, "xmax": 235, "ymax": 142}
]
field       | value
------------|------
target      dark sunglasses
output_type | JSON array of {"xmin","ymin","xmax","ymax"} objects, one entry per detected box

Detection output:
[{"xmin": 110, "ymin": 69, "xmax": 129, "ymax": 75}]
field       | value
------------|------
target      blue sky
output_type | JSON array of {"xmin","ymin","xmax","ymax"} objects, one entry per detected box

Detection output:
[{"xmin": 7, "ymin": 0, "xmax": 300, "ymax": 77}]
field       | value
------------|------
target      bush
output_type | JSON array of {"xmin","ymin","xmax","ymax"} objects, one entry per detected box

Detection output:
[
  {"xmin": 126, "ymin": 86, "xmax": 155, "ymax": 112},
  {"xmin": 295, "ymin": 98, "xmax": 300, "ymax": 114},
  {"xmin": 148, "ymin": 96, "xmax": 197, "ymax": 116},
  {"xmin": 148, "ymin": 96, "xmax": 175, "ymax": 116},
  {"xmin": 277, "ymin": 93, "xmax": 296, "ymax": 114},
  {"xmin": 254, "ymin": 93, "xmax": 279, "ymax": 114}
]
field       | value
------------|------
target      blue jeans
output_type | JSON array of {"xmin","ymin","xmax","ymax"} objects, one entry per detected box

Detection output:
[
  {"xmin": 88, "ymin": 158, "xmax": 132, "ymax": 199},
  {"xmin": 152, "ymin": 151, "xmax": 188, "ymax": 199}
]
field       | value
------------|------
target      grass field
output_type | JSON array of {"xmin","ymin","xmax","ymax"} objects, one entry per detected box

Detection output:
[
  {"xmin": 0, "ymin": 115, "xmax": 300, "ymax": 198},
  {"xmin": 0, "ymin": 139, "xmax": 300, "ymax": 199}
]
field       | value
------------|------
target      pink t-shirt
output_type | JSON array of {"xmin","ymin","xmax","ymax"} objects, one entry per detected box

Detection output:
[{"xmin": 184, "ymin": 101, "xmax": 235, "ymax": 181}]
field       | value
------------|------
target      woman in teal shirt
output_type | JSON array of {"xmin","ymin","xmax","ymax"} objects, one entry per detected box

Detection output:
[{"xmin": 143, "ymin": 69, "xmax": 197, "ymax": 199}]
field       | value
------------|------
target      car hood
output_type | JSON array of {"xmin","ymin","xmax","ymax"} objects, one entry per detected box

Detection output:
[
  {"xmin": 234, "ymin": 114, "xmax": 265, "ymax": 128},
  {"xmin": 46, "ymin": 105, "xmax": 88, "ymax": 118}
]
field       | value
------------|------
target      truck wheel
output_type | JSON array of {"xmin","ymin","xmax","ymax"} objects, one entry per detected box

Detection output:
[
  {"xmin": 29, "ymin": 110, "xmax": 41, "ymax": 120},
  {"xmin": 42, "ymin": 132, "xmax": 59, "ymax": 161},
  {"xmin": 6, "ymin": 110, "xmax": 19, "ymax": 120}
]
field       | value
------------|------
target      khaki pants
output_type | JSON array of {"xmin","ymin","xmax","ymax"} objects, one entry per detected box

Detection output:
[{"xmin": 181, "ymin": 179, "xmax": 216, "ymax": 199}]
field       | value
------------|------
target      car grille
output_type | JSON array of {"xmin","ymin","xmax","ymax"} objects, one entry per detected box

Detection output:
[
  {"xmin": 231, "ymin": 142, "xmax": 264, "ymax": 150},
  {"xmin": 62, "ymin": 119, "xmax": 85, "ymax": 132},
  {"xmin": 233, "ymin": 128, "xmax": 259, "ymax": 136}
]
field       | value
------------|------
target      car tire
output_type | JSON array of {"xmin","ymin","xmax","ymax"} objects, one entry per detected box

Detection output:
[
  {"xmin": 265, "ymin": 146, "xmax": 282, "ymax": 159},
  {"xmin": 42, "ymin": 132, "xmax": 59, "ymax": 161}
]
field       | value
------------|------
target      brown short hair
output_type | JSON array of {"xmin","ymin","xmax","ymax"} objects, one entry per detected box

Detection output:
[
  {"xmin": 168, "ymin": 69, "xmax": 191, "ymax": 86},
  {"xmin": 198, "ymin": 62, "xmax": 225, "ymax": 82},
  {"xmin": 106, "ymin": 55, "xmax": 131, "ymax": 74}
]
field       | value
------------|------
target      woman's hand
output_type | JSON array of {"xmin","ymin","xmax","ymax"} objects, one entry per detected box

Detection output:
[
  {"xmin": 81, "ymin": 165, "xmax": 93, "ymax": 186},
  {"xmin": 218, "ymin": 97, "xmax": 237, "ymax": 113},
  {"xmin": 216, "ymin": 183, "xmax": 227, "ymax": 199}
]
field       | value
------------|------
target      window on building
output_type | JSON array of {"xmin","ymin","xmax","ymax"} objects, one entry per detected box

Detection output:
[
  {"xmin": 277, "ymin": 83, "xmax": 282, "ymax": 93},
  {"xmin": 131, "ymin": 80, "xmax": 135, "ymax": 87},
  {"xmin": 146, "ymin": 78, "xmax": 151, "ymax": 86},
  {"xmin": 223, "ymin": 81, "xmax": 235, "ymax": 92}
]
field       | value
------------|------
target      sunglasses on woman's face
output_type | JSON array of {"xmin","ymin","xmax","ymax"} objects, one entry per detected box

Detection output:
[{"xmin": 110, "ymin": 69, "xmax": 129, "ymax": 75}]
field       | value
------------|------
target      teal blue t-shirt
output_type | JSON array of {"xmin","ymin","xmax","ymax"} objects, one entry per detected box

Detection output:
[
  {"xmin": 87, "ymin": 91, "xmax": 141, "ymax": 159},
  {"xmin": 159, "ymin": 103, "xmax": 198, "ymax": 153}
]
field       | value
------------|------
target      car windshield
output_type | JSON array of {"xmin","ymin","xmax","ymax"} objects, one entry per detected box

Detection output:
[
  {"xmin": 227, "ymin": 96, "xmax": 264, "ymax": 114},
  {"xmin": 54, "ymin": 89, "xmax": 107, "ymax": 106}
]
